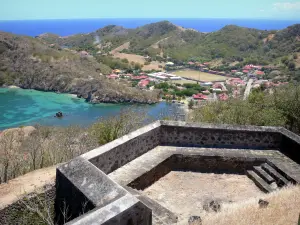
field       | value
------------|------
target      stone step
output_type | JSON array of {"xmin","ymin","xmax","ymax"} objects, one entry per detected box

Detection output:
[
  {"xmin": 261, "ymin": 163, "xmax": 290, "ymax": 187},
  {"xmin": 246, "ymin": 170, "xmax": 274, "ymax": 193},
  {"xmin": 253, "ymin": 166, "xmax": 275, "ymax": 184},
  {"xmin": 124, "ymin": 186, "xmax": 178, "ymax": 224}
]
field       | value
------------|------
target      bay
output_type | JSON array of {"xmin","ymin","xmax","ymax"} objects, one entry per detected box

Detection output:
[{"xmin": 0, "ymin": 88, "xmax": 177, "ymax": 130}]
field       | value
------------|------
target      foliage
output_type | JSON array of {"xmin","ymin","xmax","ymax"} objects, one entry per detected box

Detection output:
[
  {"xmin": 0, "ymin": 109, "xmax": 152, "ymax": 183},
  {"xmin": 155, "ymin": 82, "xmax": 170, "ymax": 89},
  {"xmin": 190, "ymin": 85, "xmax": 300, "ymax": 134},
  {"xmin": 89, "ymin": 109, "xmax": 147, "ymax": 145},
  {"xmin": 188, "ymin": 100, "xmax": 194, "ymax": 109}
]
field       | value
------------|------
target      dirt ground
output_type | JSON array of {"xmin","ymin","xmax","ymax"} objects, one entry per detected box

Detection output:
[
  {"xmin": 142, "ymin": 171, "xmax": 262, "ymax": 224},
  {"xmin": 173, "ymin": 70, "xmax": 228, "ymax": 82},
  {"xmin": 0, "ymin": 166, "xmax": 56, "ymax": 209}
]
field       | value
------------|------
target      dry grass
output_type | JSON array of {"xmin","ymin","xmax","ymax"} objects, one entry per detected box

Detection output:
[
  {"xmin": 110, "ymin": 42, "xmax": 165, "ymax": 70},
  {"xmin": 173, "ymin": 70, "xmax": 228, "ymax": 82},
  {"xmin": 109, "ymin": 42, "xmax": 130, "ymax": 54},
  {"xmin": 201, "ymin": 185, "xmax": 300, "ymax": 225}
]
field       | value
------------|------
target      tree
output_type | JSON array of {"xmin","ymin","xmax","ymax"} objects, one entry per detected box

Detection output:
[
  {"xmin": 188, "ymin": 100, "xmax": 195, "ymax": 109},
  {"xmin": 288, "ymin": 62, "xmax": 296, "ymax": 71}
]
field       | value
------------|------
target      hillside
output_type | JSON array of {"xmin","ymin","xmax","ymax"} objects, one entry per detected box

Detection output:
[
  {"xmin": 0, "ymin": 32, "xmax": 159, "ymax": 103},
  {"xmin": 38, "ymin": 21, "xmax": 300, "ymax": 66}
]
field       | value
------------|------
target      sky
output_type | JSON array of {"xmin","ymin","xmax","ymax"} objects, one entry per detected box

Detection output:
[{"xmin": 1, "ymin": 0, "xmax": 300, "ymax": 20}]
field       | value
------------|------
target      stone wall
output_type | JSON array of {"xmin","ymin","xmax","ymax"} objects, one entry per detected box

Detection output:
[
  {"xmin": 83, "ymin": 122, "xmax": 161, "ymax": 174},
  {"xmin": 279, "ymin": 128, "xmax": 300, "ymax": 164},
  {"xmin": 160, "ymin": 122, "xmax": 282, "ymax": 150},
  {"xmin": 36, "ymin": 121, "xmax": 300, "ymax": 224}
]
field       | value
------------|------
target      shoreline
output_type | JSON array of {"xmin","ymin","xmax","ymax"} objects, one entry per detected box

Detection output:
[{"xmin": 0, "ymin": 86, "xmax": 158, "ymax": 105}]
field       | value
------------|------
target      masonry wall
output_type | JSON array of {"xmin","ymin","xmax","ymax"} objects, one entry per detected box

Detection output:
[
  {"xmin": 85, "ymin": 124, "xmax": 161, "ymax": 174},
  {"xmin": 160, "ymin": 123, "xmax": 282, "ymax": 150},
  {"xmin": 279, "ymin": 128, "xmax": 300, "ymax": 164}
]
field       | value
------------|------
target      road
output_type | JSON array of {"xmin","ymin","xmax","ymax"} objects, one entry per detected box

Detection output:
[{"xmin": 243, "ymin": 79, "xmax": 254, "ymax": 100}]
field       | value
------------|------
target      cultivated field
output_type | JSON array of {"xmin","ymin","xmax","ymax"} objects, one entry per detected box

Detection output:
[
  {"xmin": 110, "ymin": 42, "xmax": 165, "ymax": 70},
  {"xmin": 174, "ymin": 70, "xmax": 229, "ymax": 82}
]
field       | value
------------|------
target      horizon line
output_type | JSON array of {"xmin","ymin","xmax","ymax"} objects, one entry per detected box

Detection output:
[{"xmin": 1, "ymin": 17, "xmax": 300, "ymax": 22}]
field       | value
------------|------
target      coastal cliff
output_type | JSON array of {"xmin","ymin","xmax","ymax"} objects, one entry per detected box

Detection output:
[{"xmin": 0, "ymin": 32, "xmax": 159, "ymax": 104}]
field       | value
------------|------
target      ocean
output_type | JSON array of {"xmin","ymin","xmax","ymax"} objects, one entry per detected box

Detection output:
[
  {"xmin": 0, "ymin": 18, "xmax": 299, "ymax": 36},
  {"xmin": 0, "ymin": 88, "xmax": 177, "ymax": 130}
]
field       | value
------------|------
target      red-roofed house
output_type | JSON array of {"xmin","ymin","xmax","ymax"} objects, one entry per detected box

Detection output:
[
  {"xmin": 213, "ymin": 82, "xmax": 223, "ymax": 89},
  {"xmin": 107, "ymin": 74, "xmax": 119, "ymax": 79},
  {"xmin": 244, "ymin": 65, "xmax": 252, "ymax": 70},
  {"xmin": 193, "ymin": 93, "xmax": 208, "ymax": 100},
  {"xmin": 132, "ymin": 75, "xmax": 148, "ymax": 80},
  {"xmin": 188, "ymin": 62, "xmax": 195, "ymax": 65},
  {"xmin": 255, "ymin": 71, "xmax": 265, "ymax": 76},
  {"xmin": 218, "ymin": 93, "xmax": 229, "ymax": 101},
  {"xmin": 227, "ymin": 78, "xmax": 246, "ymax": 86},
  {"xmin": 231, "ymin": 70, "xmax": 237, "ymax": 73},
  {"xmin": 243, "ymin": 70, "xmax": 249, "ymax": 73},
  {"xmin": 138, "ymin": 79, "xmax": 150, "ymax": 88}
]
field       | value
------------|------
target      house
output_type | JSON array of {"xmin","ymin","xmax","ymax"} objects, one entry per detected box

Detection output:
[
  {"xmin": 227, "ymin": 78, "xmax": 246, "ymax": 86},
  {"xmin": 202, "ymin": 82, "xmax": 213, "ymax": 86},
  {"xmin": 218, "ymin": 93, "xmax": 229, "ymax": 101},
  {"xmin": 231, "ymin": 70, "xmax": 238, "ymax": 73},
  {"xmin": 202, "ymin": 90, "xmax": 210, "ymax": 95},
  {"xmin": 242, "ymin": 70, "xmax": 249, "ymax": 74},
  {"xmin": 188, "ymin": 62, "xmax": 195, "ymax": 65},
  {"xmin": 113, "ymin": 69, "xmax": 121, "ymax": 74},
  {"xmin": 124, "ymin": 74, "xmax": 133, "ymax": 79},
  {"xmin": 211, "ymin": 88, "xmax": 222, "ymax": 93},
  {"xmin": 235, "ymin": 72, "xmax": 244, "ymax": 76},
  {"xmin": 165, "ymin": 62, "xmax": 175, "ymax": 66},
  {"xmin": 255, "ymin": 71, "xmax": 265, "ymax": 76},
  {"xmin": 107, "ymin": 74, "xmax": 119, "ymax": 79},
  {"xmin": 213, "ymin": 83, "xmax": 223, "ymax": 89},
  {"xmin": 138, "ymin": 79, "xmax": 150, "ymax": 88},
  {"xmin": 132, "ymin": 75, "xmax": 148, "ymax": 80},
  {"xmin": 243, "ymin": 65, "xmax": 252, "ymax": 70},
  {"xmin": 193, "ymin": 93, "xmax": 208, "ymax": 100}
]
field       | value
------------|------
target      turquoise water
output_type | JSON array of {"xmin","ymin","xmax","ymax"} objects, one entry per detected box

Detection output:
[{"xmin": 0, "ymin": 88, "xmax": 176, "ymax": 130}]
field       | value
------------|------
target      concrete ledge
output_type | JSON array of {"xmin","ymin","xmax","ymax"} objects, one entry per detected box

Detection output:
[
  {"xmin": 55, "ymin": 157, "xmax": 128, "ymax": 224},
  {"xmin": 66, "ymin": 194, "xmax": 151, "ymax": 225}
]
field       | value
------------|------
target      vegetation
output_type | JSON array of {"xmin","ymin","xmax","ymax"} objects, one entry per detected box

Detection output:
[
  {"xmin": 201, "ymin": 185, "xmax": 300, "ymax": 225},
  {"xmin": 190, "ymin": 85, "xmax": 300, "ymax": 134},
  {"xmin": 96, "ymin": 55, "xmax": 143, "ymax": 70},
  {"xmin": 37, "ymin": 21, "xmax": 300, "ymax": 81},
  {"xmin": 0, "ymin": 31, "xmax": 158, "ymax": 103},
  {"xmin": 0, "ymin": 109, "xmax": 150, "ymax": 183}
]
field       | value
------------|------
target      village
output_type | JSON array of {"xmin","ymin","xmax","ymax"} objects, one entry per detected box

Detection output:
[{"xmin": 105, "ymin": 60, "xmax": 288, "ymax": 107}]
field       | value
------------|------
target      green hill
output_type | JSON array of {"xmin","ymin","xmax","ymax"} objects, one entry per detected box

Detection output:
[
  {"xmin": 38, "ymin": 21, "xmax": 299, "ymax": 67},
  {"xmin": 0, "ymin": 32, "xmax": 159, "ymax": 103}
]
